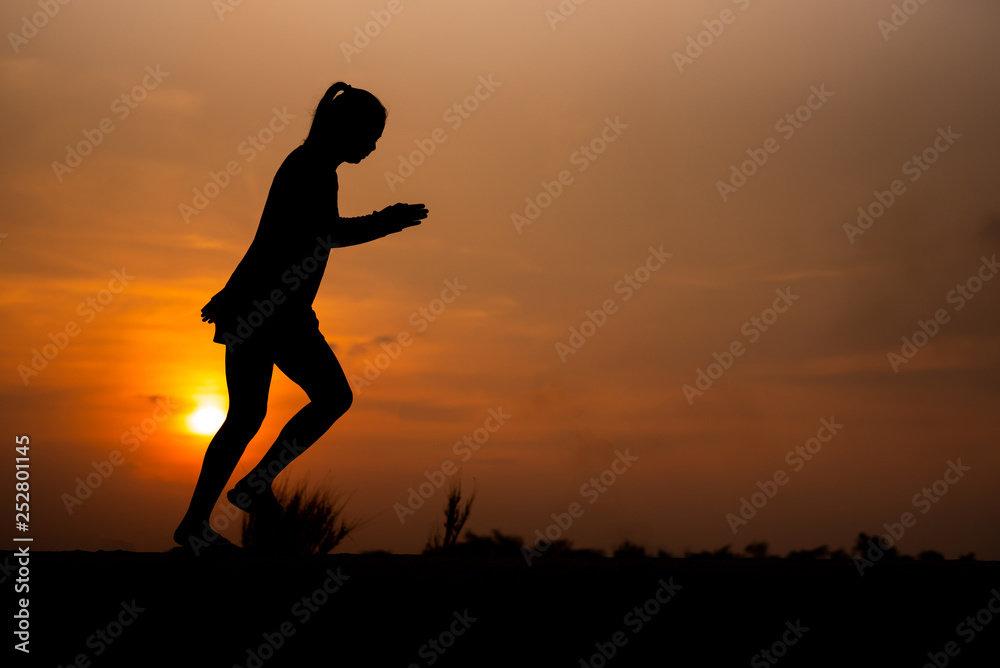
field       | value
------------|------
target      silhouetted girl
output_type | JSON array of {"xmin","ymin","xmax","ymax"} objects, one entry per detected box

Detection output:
[{"xmin": 175, "ymin": 83, "xmax": 427, "ymax": 551}]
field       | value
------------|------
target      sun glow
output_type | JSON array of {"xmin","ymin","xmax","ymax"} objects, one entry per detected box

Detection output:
[{"xmin": 186, "ymin": 395, "xmax": 227, "ymax": 435}]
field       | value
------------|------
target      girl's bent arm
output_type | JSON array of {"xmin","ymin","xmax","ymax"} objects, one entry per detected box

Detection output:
[
  {"xmin": 328, "ymin": 203, "xmax": 427, "ymax": 247},
  {"xmin": 329, "ymin": 212, "xmax": 403, "ymax": 247}
]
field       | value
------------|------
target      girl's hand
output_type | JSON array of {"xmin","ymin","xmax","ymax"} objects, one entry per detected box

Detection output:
[{"xmin": 380, "ymin": 203, "xmax": 428, "ymax": 231}]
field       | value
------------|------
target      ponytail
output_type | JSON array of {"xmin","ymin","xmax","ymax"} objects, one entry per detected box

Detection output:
[{"xmin": 323, "ymin": 81, "xmax": 352, "ymax": 103}]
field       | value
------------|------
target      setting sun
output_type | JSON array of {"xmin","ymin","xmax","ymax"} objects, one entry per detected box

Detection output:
[{"xmin": 186, "ymin": 401, "xmax": 226, "ymax": 435}]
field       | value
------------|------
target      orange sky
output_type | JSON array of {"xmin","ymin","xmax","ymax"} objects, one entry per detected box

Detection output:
[{"xmin": 2, "ymin": 0, "xmax": 999, "ymax": 558}]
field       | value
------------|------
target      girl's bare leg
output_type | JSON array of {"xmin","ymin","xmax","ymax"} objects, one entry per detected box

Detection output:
[
  {"xmin": 174, "ymin": 346, "xmax": 274, "ymax": 545},
  {"xmin": 230, "ymin": 328, "xmax": 352, "ymax": 512}
]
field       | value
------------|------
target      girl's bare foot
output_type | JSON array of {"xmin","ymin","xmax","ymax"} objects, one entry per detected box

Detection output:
[{"xmin": 227, "ymin": 479, "xmax": 285, "ymax": 519}]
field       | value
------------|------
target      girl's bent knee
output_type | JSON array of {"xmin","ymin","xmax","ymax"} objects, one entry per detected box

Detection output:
[{"xmin": 314, "ymin": 387, "xmax": 352, "ymax": 419}]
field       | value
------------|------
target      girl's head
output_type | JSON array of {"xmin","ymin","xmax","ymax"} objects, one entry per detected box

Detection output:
[{"xmin": 306, "ymin": 82, "xmax": 387, "ymax": 163}]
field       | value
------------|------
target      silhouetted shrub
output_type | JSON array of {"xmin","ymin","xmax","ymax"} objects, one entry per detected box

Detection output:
[
  {"xmin": 744, "ymin": 541, "xmax": 770, "ymax": 559},
  {"xmin": 854, "ymin": 532, "xmax": 898, "ymax": 561},
  {"xmin": 448, "ymin": 530, "xmax": 524, "ymax": 557},
  {"xmin": 424, "ymin": 479, "xmax": 476, "ymax": 555},
  {"xmin": 613, "ymin": 541, "xmax": 648, "ymax": 558},
  {"xmin": 550, "ymin": 540, "xmax": 605, "ymax": 558},
  {"xmin": 685, "ymin": 545, "xmax": 736, "ymax": 559},
  {"xmin": 241, "ymin": 480, "xmax": 361, "ymax": 555},
  {"xmin": 787, "ymin": 546, "xmax": 830, "ymax": 560},
  {"xmin": 684, "ymin": 549, "xmax": 712, "ymax": 559}
]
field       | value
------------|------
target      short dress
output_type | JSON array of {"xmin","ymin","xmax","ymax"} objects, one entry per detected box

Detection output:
[{"xmin": 201, "ymin": 291, "xmax": 321, "ymax": 351}]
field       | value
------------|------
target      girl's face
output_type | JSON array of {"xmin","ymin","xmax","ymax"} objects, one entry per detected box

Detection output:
[{"xmin": 343, "ymin": 121, "xmax": 384, "ymax": 164}]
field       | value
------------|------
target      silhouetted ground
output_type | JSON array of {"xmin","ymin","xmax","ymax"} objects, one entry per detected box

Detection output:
[{"xmin": 6, "ymin": 550, "xmax": 999, "ymax": 666}]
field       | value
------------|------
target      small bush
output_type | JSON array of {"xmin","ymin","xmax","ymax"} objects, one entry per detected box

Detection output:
[
  {"xmin": 241, "ymin": 479, "xmax": 361, "ymax": 555},
  {"xmin": 424, "ymin": 479, "xmax": 477, "ymax": 555}
]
